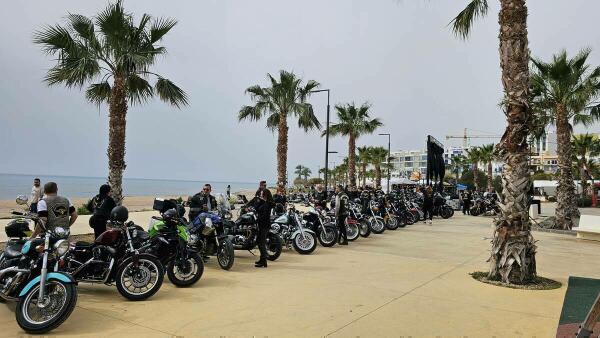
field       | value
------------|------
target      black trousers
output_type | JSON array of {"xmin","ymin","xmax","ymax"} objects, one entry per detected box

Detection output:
[
  {"xmin": 462, "ymin": 202, "xmax": 471, "ymax": 215},
  {"xmin": 257, "ymin": 222, "xmax": 269, "ymax": 260},
  {"xmin": 337, "ymin": 216, "xmax": 347, "ymax": 241},
  {"xmin": 90, "ymin": 216, "xmax": 108, "ymax": 239},
  {"xmin": 423, "ymin": 206, "xmax": 434, "ymax": 221}
]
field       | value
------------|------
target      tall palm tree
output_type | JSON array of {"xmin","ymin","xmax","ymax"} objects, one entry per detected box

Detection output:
[
  {"xmin": 294, "ymin": 164, "xmax": 307, "ymax": 180},
  {"xmin": 239, "ymin": 71, "xmax": 320, "ymax": 186},
  {"xmin": 451, "ymin": 0, "xmax": 535, "ymax": 283},
  {"xmin": 301, "ymin": 167, "xmax": 311, "ymax": 180},
  {"xmin": 531, "ymin": 49, "xmax": 600, "ymax": 229},
  {"xmin": 449, "ymin": 154, "xmax": 469, "ymax": 181},
  {"xmin": 572, "ymin": 133, "xmax": 600, "ymax": 197},
  {"xmin": 327, "ymin": 103, "xmax": 382, "ymax": 189},
  {"xmin": 34, "ymin": 1, "xmax": 188, "ymax": 203},
  {"xmin": 369, "ymin": 147, "xmax": 388, "ymax": 189},
  {"xmin": 478, "ymin": 144, "xmax": 496, "ymax": 192},
  {"xmin": 357, "ymin": 146, "xmax": 373, "ymax": 188},
  {"xmin": 465, "ymin": 147, "xmax": 482, "ymax": 192}
]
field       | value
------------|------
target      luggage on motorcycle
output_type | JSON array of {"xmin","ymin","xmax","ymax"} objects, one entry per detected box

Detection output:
[
  {"xmin": 5, "ymin": 219, "xmax": 32, "ymax": 238},
  {"xmin": 153, "ymin": 198, "xmax": 178, "ymax": 213}
]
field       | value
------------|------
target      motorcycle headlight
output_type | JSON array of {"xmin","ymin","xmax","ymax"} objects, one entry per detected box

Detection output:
[
  {"xmin": 188, "ymin": 234, "xmax": 199, "ymax": 245},
  {"xmin": 270, "ymin": 224, "xmax": 280, "ymax": 232},
  {"xmin": 54, "ymin": 239, "xmax": 69, "ymax": 256},
  {"xmin": 52, "ymin": 227, "xmax": 70, "ymax": 239}
]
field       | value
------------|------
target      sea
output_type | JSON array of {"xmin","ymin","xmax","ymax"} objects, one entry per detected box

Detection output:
[{"xmin": 0, "ymin": 173, "xmax": 257, "ymax": 200}]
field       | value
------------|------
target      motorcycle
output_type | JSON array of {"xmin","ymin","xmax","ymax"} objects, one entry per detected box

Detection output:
[
  {"xmin": 226, "ymin": 205, "xmax": 283, "ymax": 261},
  {"xmin": 139, "ymin": 199, "xmax": 204, "ymax": 287},
  {"xmin": 302, "ymin": 205, "xmax": 338, "ymax": 247},
  {"xmin": 349, "ymin": 201, "xmax": 371, "ymax": 238},
  {"xmin": 56, "ymin": 206, "xmax": 164, "ymax": 301},
  {"xmin": 188, "ymin": 211, "xmax": 235, "ymax": 271},
  {"xmin": 270, "ymin": 205, "xmax": 318, "ymax": 254},
  {"xmin": 0, "ymin": 195, "xmax": 77, "ymax": 333},
  {"xmin": 470, "ymin": 196, "xmax": 500, "ymax": 216},
  {"xmin": 367, "ymin": 200, "xmax": 386, "ymax": 234}
]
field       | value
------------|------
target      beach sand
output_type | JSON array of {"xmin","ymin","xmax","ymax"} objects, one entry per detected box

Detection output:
[{"xmin": 0, "ymin": 190, "xmax": 257, "ymax": 219}]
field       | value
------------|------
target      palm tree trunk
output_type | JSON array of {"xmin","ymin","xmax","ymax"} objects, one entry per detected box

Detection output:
[
  {"xmin": 555, "ymin": 104, "xmax": 579, "ymax": 229},
  {"xmin": 580, "ymin": 156, "xmax": 588, "ymax": 197},
  {"xmin": 362, "ymin": 164, "xmax": 367, "ymax": 188},
  {"xmin": 348, "ymin": 136, "xmax": 357, "ymax": 188},
  {"xmin": 473, "ymin": 163, "xmax": 479, "ymax": 191},
  {"xmin": 277, "ymin": 113, "xmax": 289, "ymax": 186},
  {"xmin": 107, "ymin": 75, "xmax": 127, "ymax": 204},
  {"xmin": 375, "ymin": 165, "xmax": 382, "ymax": 189},
  {"xmin": 488, "ymin": 0, "xmax": 536, "ymax": 284},
  {"xmin": 487, "ymin": 161, "xmax": 493, "ymax": 192}
]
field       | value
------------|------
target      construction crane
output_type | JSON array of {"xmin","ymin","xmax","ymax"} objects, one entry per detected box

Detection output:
[{"xmin": 446, "ymin": 128, "xmax": 501, "ymax": 148}]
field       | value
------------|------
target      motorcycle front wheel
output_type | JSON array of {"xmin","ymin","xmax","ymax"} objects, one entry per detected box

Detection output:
[
  {"xmin": 359, "ymin": 219, "xmax": 371, "ymax": 237},
  {"xmin": 116, "ymin": 254, "xmax": 164, "ymax": 300},
  {"xmin": 217, "ymin": 239, "xmax": 235, "ymax": 271},
  {"xmin": 346, "ymin": 223, "xmax": 360, "ymax": 241},
  {"xmin": 266, "ymin": 233, "xmax": 282, "ymax": 261},
  {"xmin": 16, "ymin": 280, "xmax": 77, "ymax": 334},
  {"xmin": 385, "ymin": 215, "xmax": 399, "ymax": 230},
  {"xmin": 369, "ymin": 216, "xmax": 386, "ymax": 234},
  {"xmin": 318, "ymin": 224, "xmax": 338, "ymax": 247},
  {"xmin": 292, "ymin": 232, "xmax": 317, "ymax": 254},
  {"xmin": 167, "ymin": 253, "xmax": 204, "ymax": 287},
  {"xmin": 441, "ymin": 207, "xmax": 453, "ymax": 219}
]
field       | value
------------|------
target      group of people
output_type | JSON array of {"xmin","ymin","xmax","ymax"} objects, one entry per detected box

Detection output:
[{"xmin": 26, "ymin": 178, "xmax": 79, "ymax": 238}]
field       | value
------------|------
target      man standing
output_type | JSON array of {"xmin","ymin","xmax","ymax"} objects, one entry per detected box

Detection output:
[
  {"xmin": 334, "ymin": 185, "xmax": 349, "ymax": 245},
  {"xmin": 254, "ymin": 181, "xmax": 273, "ymax": 268},
  {"xmin": 313, "ymin": 184, "xmax": 328, "ymax": 210},
  {"xmin": 33, "ymin": 182, "xmax": 77, "ymax": 238},
  {"xmin": 226, "ymin": 184, "xmax": 231, "ymax": 199},
  {"xmin": 88, "ymin": 184, "xmax": 116, "ymax": 238},
  {"xmin": 30, "ymin": 178, "xmax": 42, "ymax": 213},
  {"xmin": 188, "ymin": 184, "xmax": 218, "ymax": 221}
]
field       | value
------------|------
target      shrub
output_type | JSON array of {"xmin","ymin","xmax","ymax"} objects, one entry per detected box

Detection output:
[
  {"xmin": 578, "ymin": 196, "xmax": 592, "ymax": 208},
  {"xmin": 547, "ymin": 196, "xmax": 557, "ymax": 202},
  {"xmin": 77, "ymin": 200, "xmax": 92, "ymax": 215}
]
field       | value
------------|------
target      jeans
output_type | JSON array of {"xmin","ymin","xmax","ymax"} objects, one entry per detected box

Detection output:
[
  {"xmin": 337, "ymin": 216, "xmax": 347, "ymax": 242},
  {"xmin": 257, "ymin": 222, "xmax": 269, "ymax": 260},
  {"xmin": 423, "ymin": 206, "xmax": 433, "ymax": 221}
]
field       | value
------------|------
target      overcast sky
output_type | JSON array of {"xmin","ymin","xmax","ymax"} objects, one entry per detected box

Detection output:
[{"xmin": 1, "ymin": 0, "xmax": 599, "ymax": 183}]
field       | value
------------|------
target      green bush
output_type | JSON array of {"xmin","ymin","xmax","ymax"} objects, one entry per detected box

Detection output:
[
  {"xmin": 77, "ymin": 200, "xmax": 92, "ymax": 215},
  {"xmin": 578, "ymin": 196, "xmax": 592, "ymax": 208},
  {"xmin": 547, "ymin": 196, "xmax": 557, "ymax": 202}
]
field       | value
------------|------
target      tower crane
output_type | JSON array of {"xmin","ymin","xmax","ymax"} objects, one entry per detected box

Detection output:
[{"xmin": 446, "ymin": 128, "xmax": 501, "ymax": 148}]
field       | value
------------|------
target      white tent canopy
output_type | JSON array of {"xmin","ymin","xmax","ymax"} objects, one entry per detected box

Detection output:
[{"xmin": 390, "ymin": 177, "xmax": 418, "ymax": 185}]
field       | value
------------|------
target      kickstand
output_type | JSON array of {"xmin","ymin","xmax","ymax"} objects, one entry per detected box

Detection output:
[{"xmin": 248, "ymin": 250, "xmax": 256, "ymax": 256}]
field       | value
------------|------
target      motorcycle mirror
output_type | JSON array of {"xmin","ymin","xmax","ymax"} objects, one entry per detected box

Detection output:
[{"xmin": 16, "ymin": 195, "xmax": 28, "ymax": 205}]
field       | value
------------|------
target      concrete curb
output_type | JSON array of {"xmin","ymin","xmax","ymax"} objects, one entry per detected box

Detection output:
[{"xmin": 531, "ymin": 227, "xmax": 576, "ymax": 236}]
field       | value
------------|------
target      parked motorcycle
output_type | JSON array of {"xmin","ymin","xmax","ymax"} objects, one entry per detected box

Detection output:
[
  {"xmin": 349, "ymin": 201, "xmax": 371, "ymax": 238},
  {"xmin": 302, "ymin": 205, "xmax": 338, "ymax": 247},
  {"xmin": 56, "ymin": 206, "xmax": 164, "ymax": 301},
  {"xmin": 367, "ymin": 200, "xmax": 386, "ymax": 234},
  {"xmin": 271, "ymin": 205, "xmax": 318, "ymax": 254},
  {"xmin": 226, "ymin": 206, "xmax": 283, "ymax": 261},
  {"xmin": 188, "ymin": 210, "xmax": 235, "ymax": 270},
  {"xmin": 139, "ymin": 199, "xmax": 204, "ymax": 287},
  {"xmin": 0, "ymin": 195, "xmax": 77, "ymax": 333}
]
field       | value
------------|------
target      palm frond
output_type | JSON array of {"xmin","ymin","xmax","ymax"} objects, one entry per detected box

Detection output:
[
  {"xmin": 150, "ymin": 17, "xmax": 177, "ymax": 43},
  {"xmin": 85, "ymin": 81, "xmax": 111, "ymax": 106},
  {"xmin": 450, "ymin": 0, "xmax": 489, "ymax": 39},
  {"xmin": 127, "ymin": 74, "xmax": 153, "ymax": 105},
  {"xmin": 155, "ymin": 77, "xmax": 188, "ymax": 108}
]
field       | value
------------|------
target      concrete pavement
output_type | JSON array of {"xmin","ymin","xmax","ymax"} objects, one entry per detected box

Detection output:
[{"xmin": 1, "ymin": 213, "xmax": 599, "ymax": 337}]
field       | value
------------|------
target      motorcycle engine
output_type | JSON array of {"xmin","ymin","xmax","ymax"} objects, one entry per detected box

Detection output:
[{"xmin": 231, "ymin": 235, "xmax": 246, "ymax": 246}]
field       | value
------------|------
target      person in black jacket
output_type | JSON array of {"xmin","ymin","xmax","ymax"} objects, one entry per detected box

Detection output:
[
  {"xmin": 422, "ymin": 186, "xmax": 434, "ymax": 225},
  {"xmin": 273, "ymin": 185, "xmax": 287, "ymax": 214},
  {"xmin": 254, "ymin": 181, "xmax": 273, "ymax": 268},
  {"xmin": 188, "ymin": 184, "xmax": 218, "ymax": 221},
  {"xmin": 334, "ymin": 185, "xmax": 349, "ymax": 245},
  {"xmin": 88, "ymin": 184, "xmax": 116, "ymax": 238},
  {"xmin": 313, "ymin": 184, "xmax": 328, "ymax": 210}
]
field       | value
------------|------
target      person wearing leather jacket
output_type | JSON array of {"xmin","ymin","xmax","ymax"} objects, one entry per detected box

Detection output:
[
  {"xmin": 254, "ymin": 181, "xmax": 273, "ymax": 268},
  {"xmin": 334, "ymin": 185, "xmax": 349, "ymax": 245},
  {"xmin": 188, "ymin": 184, "xmax": 218, "ymax": 221},
  {"xmin": 313, "ymin": 184, "xmax": 328, "ymax": 210}
]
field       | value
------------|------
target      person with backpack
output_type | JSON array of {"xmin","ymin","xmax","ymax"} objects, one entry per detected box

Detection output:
[{"xmin": 88, "ymin": 184, "xmax": 116, "ymax": 238}]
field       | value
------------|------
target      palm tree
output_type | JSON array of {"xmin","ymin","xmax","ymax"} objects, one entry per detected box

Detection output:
[
  {"xmin": 301, "ymin": 167, "xmax": 312, "ymax": 180},
  {"xmin": 357, "ymin": 146, "xmax": 372, "ymax": 188},
  {"xmin": 572, "ymin": 134, "xmax": 600, "ymax": 197},
  {"xmin": 369, "ymin": 147, "xmax": 388, "ymax": 189},
  {"xmin": 34, "ymin": 1, "xmax": 188, "ymax": 203},
  {"xmin": 327, "ymin": 103, "xmax": 382, "ymax": 189},
  {"xmin": 465, "ymin": 147, "xmax": 482, "ymax": 192},
  {"xmin": 451, "ymin": 0, "xmax": 535, "ymax": 283},
  {"xmin": 531, "ymin": 49, "xmax": 600, "ymax": 229},
  {"xmin": 239, "ymin": 71, "xmax": 320, "ymax": 186},
  {"xmin": 478, "ymin": 144, "xmax": 496, "ymax": 192},
  {"xmin": 294, "ymin": 164, "xmax": 309, "ymax": 180},
  {"xmin": 449, "ymin": 154, "xmax": 469, "ymax": 181}
]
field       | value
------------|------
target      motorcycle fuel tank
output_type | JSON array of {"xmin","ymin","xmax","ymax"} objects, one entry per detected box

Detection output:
[
  {"xmin": 274, "ymin": 214, "xmax": 288, "ymax": 224},
  {"xmin": 95, "ymin": 228, "xmax": 122, "ymax": 246}
]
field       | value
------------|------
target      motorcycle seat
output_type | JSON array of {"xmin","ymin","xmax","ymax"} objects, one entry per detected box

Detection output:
[
  {"xmin": 75, "ymin": 241, "xmax": 94, "ymax": 248},
  {"xmin": 4, "ymin": 244, "xmax": 24, "ymax": 258}
]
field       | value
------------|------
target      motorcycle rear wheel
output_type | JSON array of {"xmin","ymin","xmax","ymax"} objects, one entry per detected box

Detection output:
[
  {"xmin": 167, "ymin": 253, "xmax": 204, "ymax": 287},
  {"xmin": 116, "ymin": 254, "xmax": 165, "ymax": 300},
  {"xmin": 217, "ymin": 239, "xmax": 235, "ymax": 271},
  {"xmin": 16, "ymin": 280, "xmax": 77, "ymax": 334}
]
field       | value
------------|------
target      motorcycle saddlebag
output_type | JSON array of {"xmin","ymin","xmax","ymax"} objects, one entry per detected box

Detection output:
[
  {"xmin": 5, "ymin": 219, "xmax": 32, "ymax": 238},
  {"xmin": 153, "ymin": 198, "xmax": 178, "ymax": 213}
]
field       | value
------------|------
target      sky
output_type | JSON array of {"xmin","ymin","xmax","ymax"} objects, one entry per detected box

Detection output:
[{"xmin": 1, "ymin": 0, "xmax": 599, "ymax": 183}]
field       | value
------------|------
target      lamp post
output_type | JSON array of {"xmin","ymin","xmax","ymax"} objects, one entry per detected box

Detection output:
[
  {"xmin": 310, "ymin": 89, "xmax": 331, "ymax": 192},
  {"xmin": 379, "ymin": 133, "xmax": 391, "ymax": 193}
]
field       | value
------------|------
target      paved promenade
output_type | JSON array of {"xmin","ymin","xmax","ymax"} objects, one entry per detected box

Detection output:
[{"xmin": 1, "ymin": 212, "xmax": 598, "ymax": 337}]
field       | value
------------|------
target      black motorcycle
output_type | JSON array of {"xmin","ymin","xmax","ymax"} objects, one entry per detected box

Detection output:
[
  {"xmin": 56, "ymin": 206, "xmax": 164, "ymax": 301},
  {"xmin": 302, "ymin": 204, "xmax": 338, "ymax": 247},
  {"xmin": 225, "ymin": 206, "xmax": 283, "ymax": 261},
  {"xmin": 188, "ymin": 211, "xmax": 235, "ymax": 270}
]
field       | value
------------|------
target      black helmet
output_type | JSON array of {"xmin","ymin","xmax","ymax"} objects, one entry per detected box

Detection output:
[
  {"xmin": 110, "ymin": 206, "xmax": 129, "ymax": 222},
  {"xmin": 163, "ymin": 208, "xmax": 178, "ymax": 220}
]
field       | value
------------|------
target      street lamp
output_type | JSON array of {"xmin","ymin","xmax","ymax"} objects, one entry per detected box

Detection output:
[
  {"xmin": 379, "ymin": 133, "xmax": 391, "ymax": 193},
  {"xmin": 310, "ymin": 89, "xmax": 331, "ymax": 192}
]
